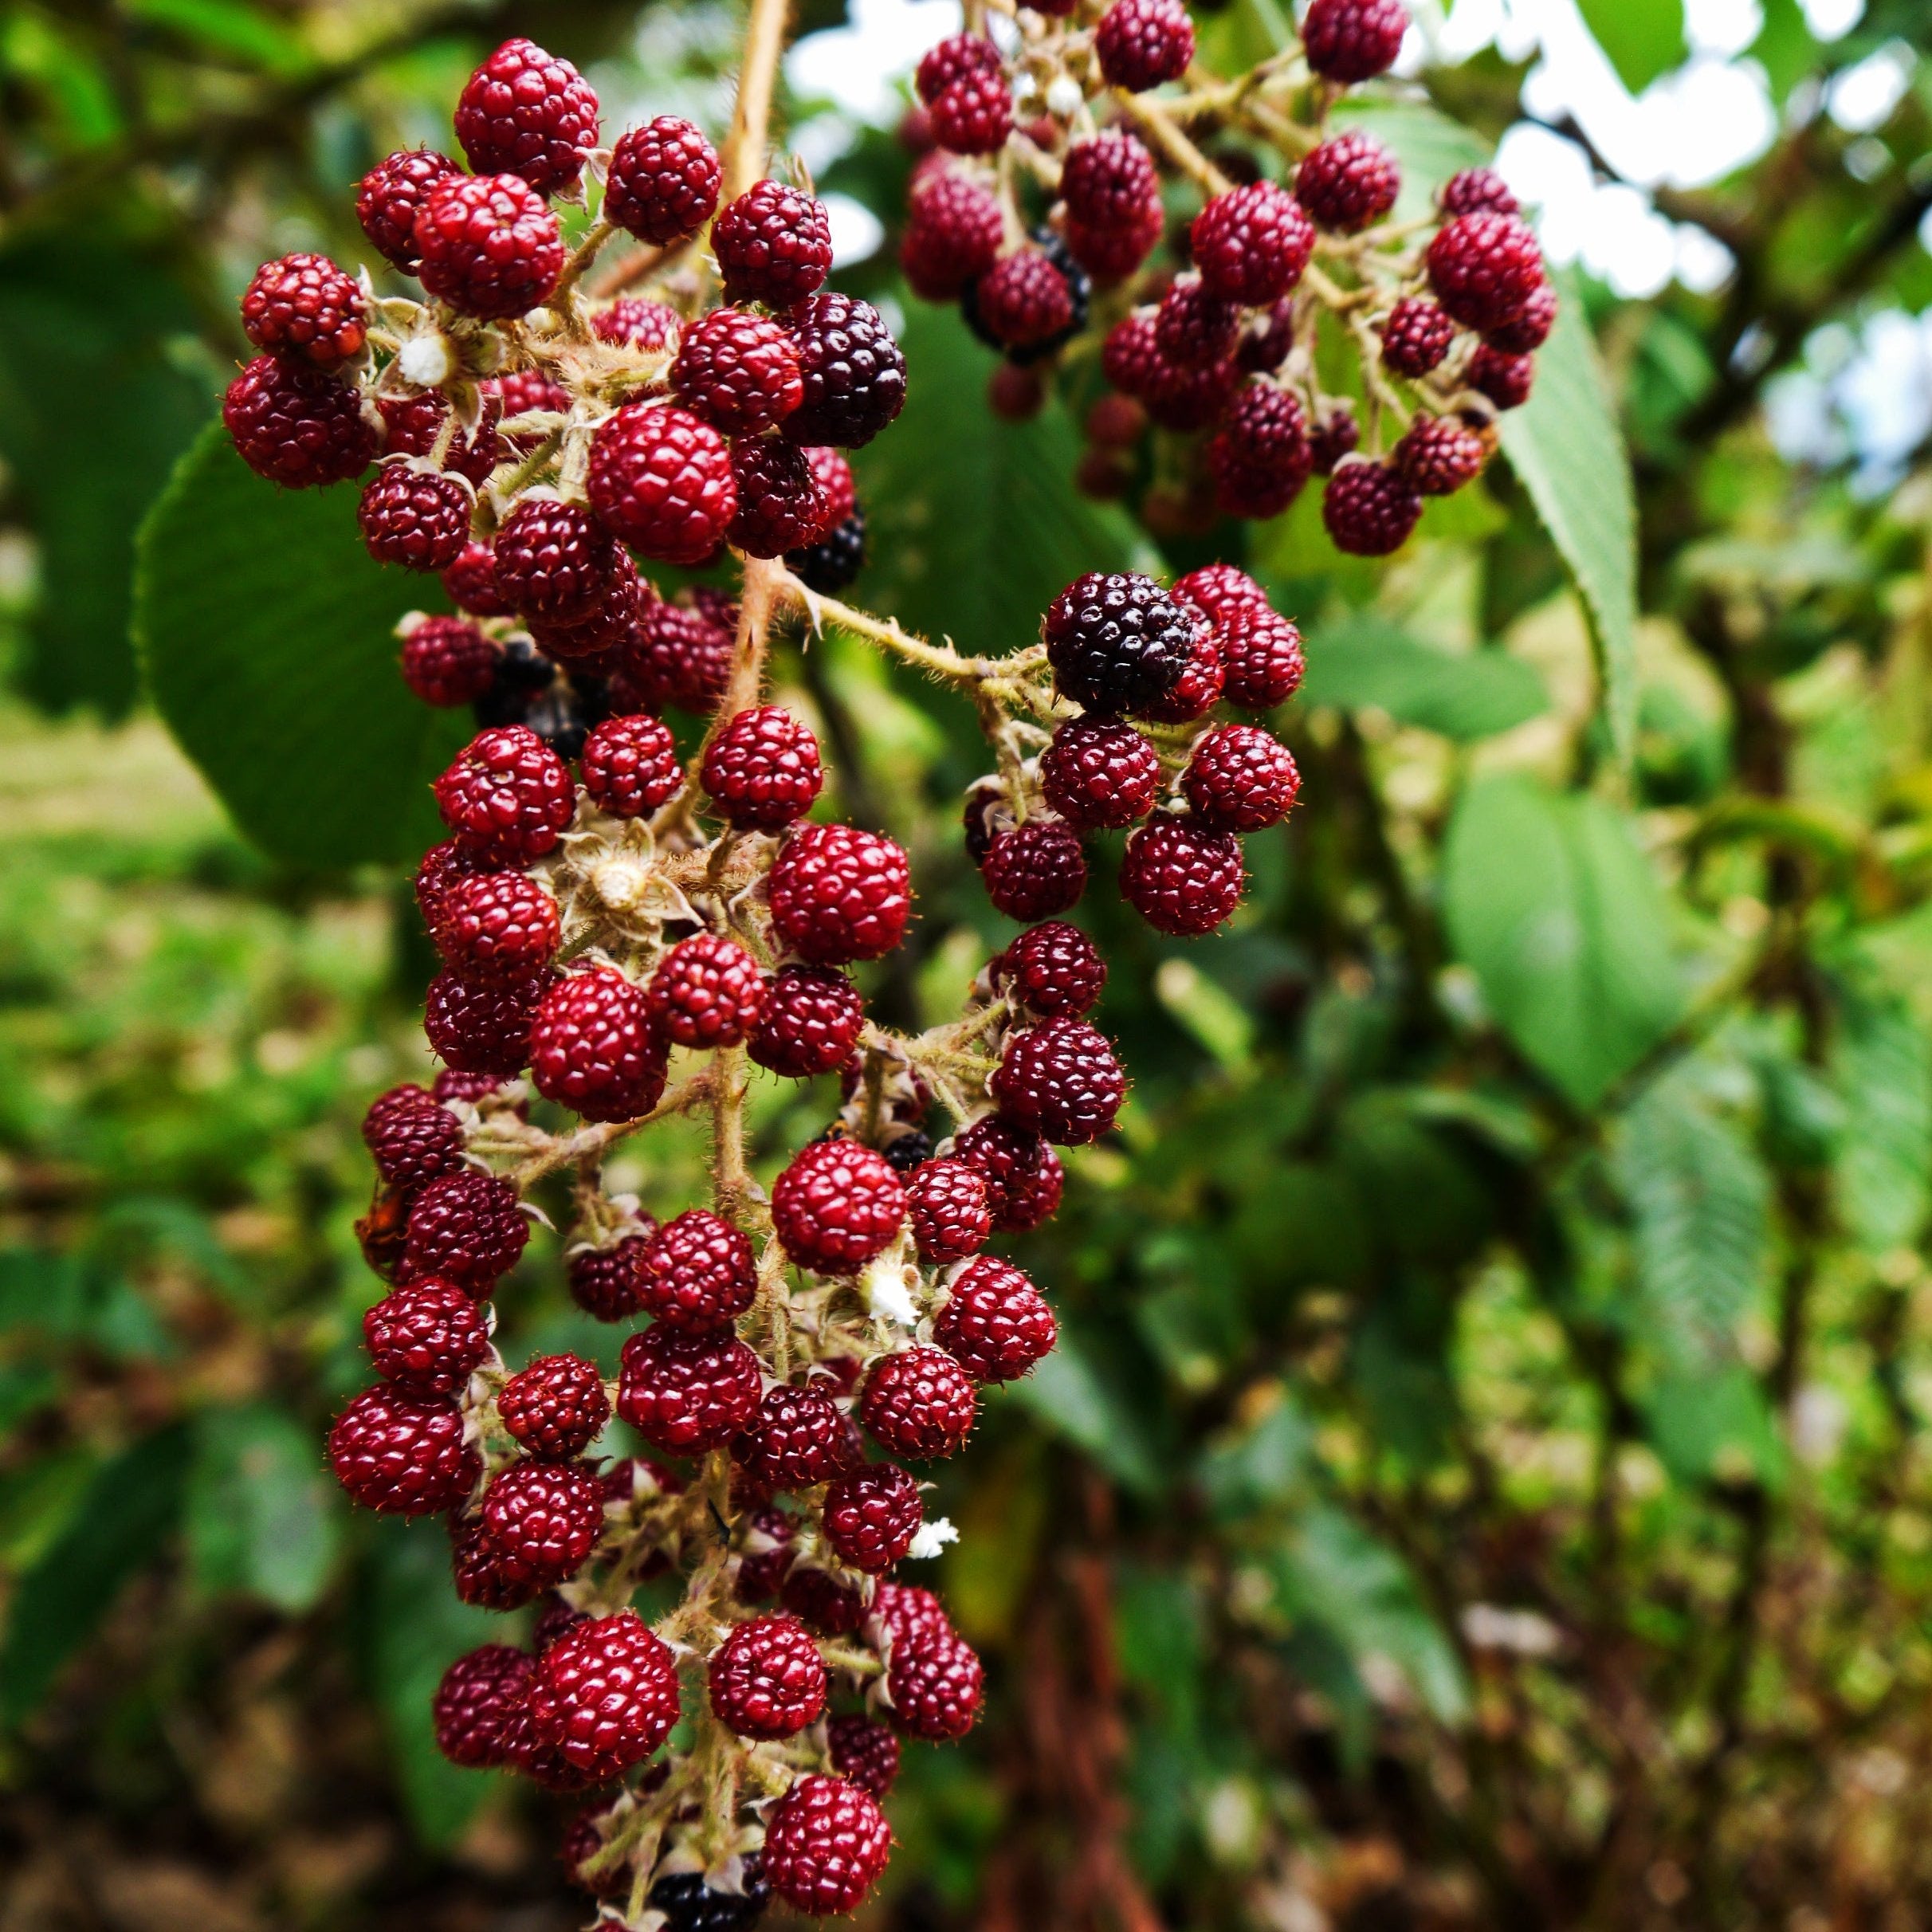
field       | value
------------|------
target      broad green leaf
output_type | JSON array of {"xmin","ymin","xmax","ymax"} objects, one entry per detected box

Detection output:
[
  {"xmin": 1443, "ymin": 775, "xmax": 1683, "ymax": 1109},
  {"xmin": 1647, "ymin": 1362, "xmax": 1785, "ymax": 1490},
  {"xmin": 0, "ymin": 1427, "xmax": 190, "ymax": 1727},
  {"xmin": 854, "ymin": 296, "xmax": 1153, "ymax": 662},
  {"xmin": 1577, "ymin": 0, "xmax": 1688, "ymax": 93},
  {"xmin": 1751, "ymin": 0, "xmax": 1819, "ymax": 100},
  {"xmin": 1613, "ymin": 1074, "xmax": 1769, "ymax": 1359},
  {"xmin": 1302, "ymin": 615, "xmax": 1546, "ymax": 740},
  {"xmin": 1499, "ymin": 273, "xmax": 1641, "ymax": 760},
  {"xmin": 1832, "ymin": 987, "xmax": 1931, "ymax": 1253},
  {"xmin": 187, "ymin": 1404, "xmax": 340, "ymax": 1612},
  {"xmin": 135, "ymin": 422, "xmax": 469, "ymax": 869},
  {"xmin": 1198, "ymin": 1391, "xmax": 1315, "ymax": 1520},
  {"xmin": 1003, "ymin": 1321, "xmax": 1162, "ymax": 1495},
  {"xmin": 1154, "ymin": 956, "xmax": 1255, "ymax": 1069}
]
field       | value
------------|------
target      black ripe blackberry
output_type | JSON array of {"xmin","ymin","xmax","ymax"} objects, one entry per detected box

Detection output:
[
  {"xmin": 787, "ymin": 509, "xmax": 867, "ymax": 594},
  {"xmin": 1042, "ymin": 571, "xmax": 1195, "ymax": 713}
]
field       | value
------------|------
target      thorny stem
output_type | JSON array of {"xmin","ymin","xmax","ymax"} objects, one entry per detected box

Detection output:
[
  {"xmin": 1113, "ymin": 88, "xmax": 1231, "ymax": 195},
  {"xmin": 724, "ymin": 0, "xmax": 792, "ymax": 201},
  {"xmin": 509, "ymin": 1070, "xmax": 716, "ymax": 1185}
]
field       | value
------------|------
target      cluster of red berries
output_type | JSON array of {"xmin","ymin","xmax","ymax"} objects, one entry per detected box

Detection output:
[
  {"xmin": 897, "ymin": 0, "xmax": 1553, "ymax": 551},
  {"xmin": 221, "ymin": 34, "xmax": 903, "ymax": 757}
]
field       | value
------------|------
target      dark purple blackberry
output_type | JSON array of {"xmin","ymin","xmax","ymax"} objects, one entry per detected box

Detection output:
[
  {"xmin": 786, "ymin": 510, "xmax": 866, "ymax": 594},
  {"xmin": 1042, "ymin": 571, "xmax": 1194, "ymax": 714}
]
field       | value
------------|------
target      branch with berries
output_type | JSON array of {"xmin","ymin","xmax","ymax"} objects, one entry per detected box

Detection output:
[
  {"xmin": 897, "ymin": 0, "xmax": 1554, "ymax": 549},
  {"xmin": 218, "ymin": 16, "xmax": 1308, "ymax": 1927}
]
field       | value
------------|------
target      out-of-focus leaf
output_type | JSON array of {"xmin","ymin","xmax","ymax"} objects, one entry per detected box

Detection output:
[
  {"xmin": 1832, "ymin": 985, "xmax": 1932, "ymax": 1253},
  {"xmin": 0, "ymin": 1427, "xmax": 190, "ymax": 1728},
  {"xmin": 135, "ymin": 423, "xmax": 467, "ymax": 869},
  {"xmin": 1577, "ymin": 0, "xmax": 1687, "ymax": 92},
  {"xmin": 1500, "ymin": 272, "xmax": 1641, "ymax": 760},
  {"xmin": 1198, "ymin": 1390, "xmax": 1315, "ymax": 1520},
  {"xmin": 1613, "ymin": 1073, "xmax": 1769, "ymax": 1359},
  {"xmin": 0, "ymin": 11, "xmax": 122, "ymax": 143},
  {"xmin": 1443, "ymin": 774, "xmax": 1683, "ymax": 1109},
  {"xmin": 0, "ymin": 1365, "xmax": 58, "ymax": 1443},
  {"xmin": 1003, "ymin": 1321, "xmax": 1162, "ymax": 1495},
  {"xmin": 0, "ymin": 1247, "xmax": 171, "ymax": 1360},
  {"xmin": 124, "ymin": 0, "xmax": 312, "ymax": 74},
  {"xmin": 1301, "ymin": 615, "xmax": 1546, "ymax": 740},
  {"xmin": 187, "ymin": 1404, "xmax": 340, "ymax": 1612},
  {"xmin": 1750, "ymin": 0, "xmax": 1819, "ymax": 100},
  {"xmin": 1647, "ymin": 1362, "xmax": 1785, "ymax": 1490},
  {"xmin": 1154, "ymin": 956, "xmax": 1255, "ymax": 1069}
]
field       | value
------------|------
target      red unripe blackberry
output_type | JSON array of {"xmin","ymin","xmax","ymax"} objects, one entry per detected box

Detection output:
[
  {"xmin": 728, "ymin": 435, "xmax": 828, "ymax": 558},
  {"xmin": 1441, "ymin": 165, "xmax": 1519, "ymax": 218},
  {"xmin": 736, "ymin": 1502, "xmax": 797, "ymax": 1602},
  {"xmin": 567, "ymin": 1233, "xmax": 650, "ymax": 1322},
  {"xmin": 1426, "ymin": 212, "xmax": 1545, "ymax": 332},
  {"xmin": 1095, "ymin": 0, "xmax": 1196, "ymax": 89},
  {"xmin": 981, "ymin": 819, "xmax": 1086, "ymax": 921},
  {"xmin": 1145, "ymin": 351, "xmax": 1240, "ymax": 434},
  {"xmin": 916, "ymin": 31, "xmax": 1003, "ymax": 96},
  {"xmin": 530, "ymin": 966, "xmax": 668, "ymax": 1124},
  {"xmin": 560, "ymin": 1813, "xmax": 627, "ymax": 1899},
  {"xmin": 1237, "ymin": 297, "xmax": 1296, "ymax": 374},
  {"xmin": 328, "ymin": 1385, "xmax": 476, "ymax": 1514},
  {"xmin": 441, "ymin": 539, "xmax": 510, "ymax": 617},
  {"xmin": 528, "ymin": 551, "xmax": 648, "ymax": 666},
  {"xmin": 1039, "ymin": 717, "xmax": 1160, "ymax": 830},
  {"xmin": 672, "ymin": 308, "xmax": 803, "ymax": 435},
  {"xmin": 950, "ymin": 1114, "xmax": 1064, "ymax": 1230},
  {"xmin": 905, "ymin": 1158, "xmax": 992, "ymax": 1263},
  {"xmin": 414, "ymin": 173, "xmax": 564, "ymax": 320},
  {"xmin": 1045, "ymin": 570, "xmax": 1196, "ymax": 714},
  {"xmin": 486, "ymin": 367, "xmax": 571, "ymax": 435},
  {"xmin": 750, "ymin": 965, "xmax": 866, "ymax": 1078},
  {"xmin": 769, "ymin": 823, "xmax": 913, "ymax": 964},
  {"xmin": 363, "ymin": 1278, "xmax": 491, "ymax": 1396},
  {"xmin": 870, "ymin": 1580, "xmax": 952, "ymax": 1652},
  {"xmin": 1303, "ymin": 0, "xmax": 1409, "ymax": 79},
  {"xmin": 993, "ymin": 1016, "xmax": 1127, "ymax": 1145},
  {"xmin": 423, "ymin": 966, "xmax": 548, "ymax": 1078},
  {"xmin": 1380, "ymin": 296, "xmax": 1457, "ymax": 378},
  {"xmin": 618, "ymin": 1324, "xmax": 763, "ymax": 1451},
  {"xmin": 416, "ymin": 840, "xmax": 515, "ymax": 936},
  {"xmin": 434, "ymin": 1644, "xmax": 532, "ymax": 1769},
  {"xmin": 1156, "ymin": 277, "xmax": 1242, "ymax": 370},
  {"xmin": 454, "ymin": 38, "xmax": 599, "ymax": 196},
  {"xmin": 1295, "ymin": 129, "xmax": 1400, "ymax": 232},
  {"xmin": 646, "ymin": 935, "xmax": 769, "ymax": 1050},
  {"xmin": 702, "ymin": 705, "xmax": 823, "ymax": 831},
  {"xmin": 401, "ymin": 1168, "xmax": 529, "ymax": 1289},
  {"xmin": 637, "ymin": 1208, "xmax": 757, "ymax": 1332},
  {"xmin": 360, "ymin": 465, "xmax": 473, "ymax": 571},
  {"xmin": 861, "ymin": 1345, "xmax": 977, "ymax": 1459},
  {"xmin": 1066, "ymin": 206, "xmax": 1165, "ymax": 285},
  {"xmin": 799, "ymin": 443, "xmax": 857, "ymax": 527},
  {"xmin": 1184, "ymin": 722, "xmax": 1302, "ymax": 831},
  {"xmin": 1322, "ymin": 457, "xmax": 1423, "ymax": 554},
  {"xmin": 1210, "ymin": 379, "xmax": 1311, "ymax": 479},
  {"xmin": 772, "ymin": 1140, "xmax": 905, "ymax": 1274},
  {"xmin": 1139, "ymin": 627, "xmax": 1226, "ymax": 722},
  {"xmin": 223, "ymin": 354, "xmax": 377, "ymax": 488},
  {"xmin": 1120, "ymin": 815, "xmax": 1246, "ymax": 934},
  {"xmin": 887, "ymin": 1627, "xmax": 984, "ymax": 1740},
  {"xmin": 709, "ymin": 1613, "xmax": 828, "ymax": 1739},
  {"xmin": 606, "ymin": 116, "xmax": 721, "ymax": 242},
  {"xmin": 1086, "ymin": 392, "xmax": 1149, "ymax": 449},
  {"xmin": 592, "ymin": 297, "xmax": 681, "ymax": 354},
  {"xmin": 713, "ymin": 179, "xmax": 833, "ymax": 308},
  {"xmin": 764, "ymin": 1775, "xmax": 893, "ymax": 1916},
  {"xmin": 623, "ymin": 599, "xmax": 735, "ymax": 709},
  {"xmin": 1076, "ymin": 447, "xmax": 1134, "ymax": 502},
  {"xmin": 995, "ymin": 921, "xmax": 1107, "ymax": 1018},
  {"xmin": 434, "ymin": 1066, "xmax": 520, "ymax": 1110},
  {"xmin": 582, "ymin": 713, "xmax": 683, "ymax": 819},
  {"xmin": 434, "ymin": 724, "xmax": 575, "ymax": 861},
  {"xmin": 1061, "ymin": 128, "xmax": 1160, "ymax": 237},
  {"xmin": 987, "ymin": 361, "xmax": 1046, "ymax": 420},
  {"xmin": 823, "ymin": 1463, "xmax": 923, "ymax": 1573},
  {"xmin": 500, "ymin": 1353, "xmax": 611, "ymax": 1460},
  {"xmin": 527, "ymin": 1611, "xmax": 681, "ymax": 1781},
  {"xmin": 1486, "ymin": 277, "xmax": 1557, "ymax": 353},
  {"xmin": 1192, "ymin": 183, "xmax": 1314, "ymax": 307},
  {"xmin": 972, "ymin": 249, "xmax": 1074, "ymax": 351},
  {"xmin": 362, "ymin": 1084, "xmax": 465, "ymax": 1192},
  {"xmin": 933, "ymin": 1254, "xmax": 1058, "ymax": 1382},
  {"xmin": 1172, "ymin": 562, "xmax": 1266, "ymax": 623},
  {"xmin": 736, "ymin": 1383, "xmax": 862, "ymax": 1494},
  {"xmin": 782, "ymin": 293, "xmax": 907, "ymax": 450},
  {"xmin": 783, "ymin": 1562, "xmax": 866, "ymax": 1636},
  {"xmin": 241, "ymin": 252, "xmax": 366, "ymax": 367},
  {"xmin": 916, "ymin": 35, "xmax": 1012, "ymax": 155},
  {"xmin": 432, "ymin": 869, "xmax": 560, "ymax": 982},
  {"xmin": 493, "ymin": 496, "xmax": 619, "ymax": 624},
  {"xmin": 1469, "ymin": 344, "xmax": 1534, "ymax": 409},
  {"xmin": 1214, "ymin": 454, "xmax": 1306, "ymax": 521},
  {"xmin": 357, "ymin": 147, "xmax": 461, "ymax": 272},
  {"xmin": 450, "ymin": 1514, "xmax": 544, "ymax": 1612},
  {"xmin": 481, "ymin": 1459, "xmax": 605, "ymax": 1588},
  {"xmin": 901, "ymin": 170, "xmax": 1003, "ymax": 300},
  {"xmin": 828, "ymin": 1714, "xmax": 901, "ymax": 1797},
  {"xmin": 583, "ymin": 399, "xmax": 734, "ymax": 564},
  {"xmin": 1395, "ymin": 412, "xmax": 1490, "ymax": 494}
]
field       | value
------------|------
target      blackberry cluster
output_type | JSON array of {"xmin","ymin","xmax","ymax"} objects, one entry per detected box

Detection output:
[{"xmin": 897, "ymin": 0, "xmax": 1553, "ymax": 548}]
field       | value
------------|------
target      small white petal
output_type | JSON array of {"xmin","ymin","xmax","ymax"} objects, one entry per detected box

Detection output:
[{"xmin": 907, "ymin": 1518, "xmax": 959, "ymax": 1560}]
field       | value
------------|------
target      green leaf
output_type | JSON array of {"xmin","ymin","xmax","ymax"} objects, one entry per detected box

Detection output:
[
  {"xmin": 1750, "ymin": 0, "xmax": 1819, "ymax": 100},
  {"xmin": 135, "ymin": 422, "xmax": 469, "ymax": 869},
  {"xmin": 1577, "ymin": 0, "xmax": 1688, "ymax": 93},
  {"xmin": 854, "ymin": 296, "xmax": 1153, "ymax": 661},
  {"xmin": 123, "ymin": 0, "xmax": 312, "ymax": 74},
  {"xmin": 1198, "ymin": 1391, "xmax": 1315, "ymax": 1520},
  {"xmin": 0, "ymin": 1427, "xmax": 191, "ymax": 1728},
  {"xmin": 1003, "ymin": 1321, "xmax": 1162, "ymax": 1495},
  {"xmin": 187, "ymin": 1404, "xmax": 341, "ymax": 1612},
  {"xmin": 1612, "ymin": 1073, "xmax": 1770, "ymax": 1359},
  {"xmin": 1832, "ymin": 987, "xmax": 1932, "ymax": 1253},
  {"xmin": 1647, "ymin": 1362, "xmax": 1785, "ymax": 1490},
  {"xmin": 1499, "ymin": 271, "xmax": 1642, "ymax": 761},
  {"xmin": 1301, "ymin": 615, "xmax": 1546, "ymax": 740},
  {"xmin": 1443, "ymin": 775, "xmax": 1683, "ymax": 1109}
]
